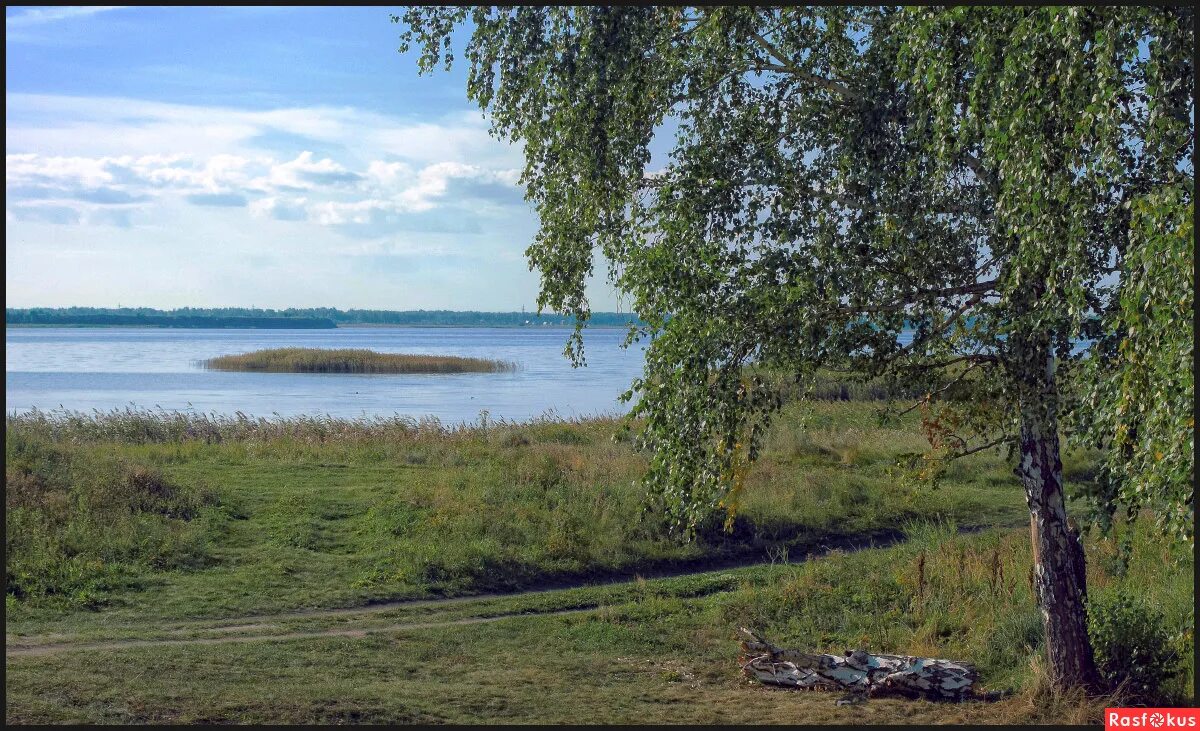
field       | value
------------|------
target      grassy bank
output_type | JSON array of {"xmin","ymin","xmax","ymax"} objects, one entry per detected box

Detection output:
[
  {"xmin": 5, "ymin": 523, "xmax": 1192, "ymax": 724},
  {"xmin": 5, "ymin": 400, "xmax": 1193, "ymax": 723},
  {"xmin": 6, "ymin": 401, "xmax": 1030, "ymax": 621},
  {"xmin": 5, "ymin": 434, "xmax": 218, "ymax": 607},
  {"xmin": 200, "ymin": 348, "xmax": 515, "ymax": 374}
]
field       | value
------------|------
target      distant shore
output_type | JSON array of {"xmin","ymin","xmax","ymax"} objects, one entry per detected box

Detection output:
[
  {"xmin": 5, "ymin": 307, "xmax": 643, "ymax": 330},
  {"xmin": 6, "ymin": 322, "xmax": 632, "ymax": 329},
  {"xmin": 332, "ymin": 322, "xmax": 628, "ymax": 329}
]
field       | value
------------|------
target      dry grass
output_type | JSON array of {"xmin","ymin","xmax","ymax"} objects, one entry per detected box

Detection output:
[{"xmin": 201, "ymin": 347, "xmax": 515, "ymax": 374}]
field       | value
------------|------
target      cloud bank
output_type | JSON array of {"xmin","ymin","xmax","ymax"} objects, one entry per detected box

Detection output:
[
  {"xmin": 4, "ymin": 90, "xmax": 629, "ymax": 311},
  {"xmin": 6, "ymin": 94, "xmax": 526, "ymax": 236}
]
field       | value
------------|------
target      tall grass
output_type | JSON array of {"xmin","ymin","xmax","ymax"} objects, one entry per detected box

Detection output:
[
  {"xmin": 5, "ymin": 406, "xmax": 605, "ymax": 445},
  {"xmin": 5, "ymin": 428, "xmax": 220, "ymax": 607},
  {"xmin": 4, "ymin": 402, "xmax": 1025, "ymax": 612},
  {"xmin": 201, "ymin": 347, "xmax": 516, "ymax": 374},
  {"xmin": 718, "ymin": 518, "xmax": 1194, "ymax": 704}
]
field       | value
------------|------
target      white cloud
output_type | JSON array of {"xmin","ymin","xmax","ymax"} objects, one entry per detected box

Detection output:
[
  {"xmin": 5, "ymin": 6, "xmax": 125, "ymax": 28},
  {"xmin": 249, "ymin": 195, "xmax": 308, "ymax": 221},
  {"xmin": 5, "ymin": 94, "xmax": 526, "ymax": 233},
  {"xmin": 5, "ymin": 153, "xmax": 266, "ymax": 216},
  {"xmin": 5, "ymin": 93, "xmax": 528, "ymax": 230},
  {"xmin": 3, "ymin": 93, "xmax": 555, "ymax": 309},
  {"xmin": 309, "ymin": 198, "xmax": 393, "ymax": 225},
  {"xmin": 264, "ymin": 151, "xmax": 361, "ymax": 190},
  {"xmin": 395, "ymin": 162, "xmax": 521, "ymax": 212},
  {"xmin": 365, "ymin": 160, "xmax": 414, "ymax": 187},
  {"xmin": 5, "ymin": 93, "xmax": 523, "ymax": 167},
  {"xmin": 7, "ymin": 148, "xmax": 522, "ymax": 231},
  {"xmin": 5, "ymin": 153, "xmax": 115, "ymax": 187}
]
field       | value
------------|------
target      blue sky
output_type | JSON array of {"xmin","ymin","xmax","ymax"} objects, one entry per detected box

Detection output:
[{"xmin": 5, "ymin": 6, "xmax": 624, "ymax": 311}]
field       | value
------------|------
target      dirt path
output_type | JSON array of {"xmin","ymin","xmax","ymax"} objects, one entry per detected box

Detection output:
[
  {"xmin": 6, "ymin": 607, "xmax": 598, "ymax": 658},
  {"xmin": 6, "ymin": 524, "xmax": 1013, "ymax": 659}
]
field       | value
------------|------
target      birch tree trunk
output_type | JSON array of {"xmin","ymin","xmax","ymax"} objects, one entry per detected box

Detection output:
[{"xmin": 1014, "ymin": 336, "xmax": 1102, "ymax": 691}]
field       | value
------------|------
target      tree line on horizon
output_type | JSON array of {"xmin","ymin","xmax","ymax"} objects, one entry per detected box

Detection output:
[{"xmin": 4, "ymin": 307, "xmax": 645, "ymax": 329}]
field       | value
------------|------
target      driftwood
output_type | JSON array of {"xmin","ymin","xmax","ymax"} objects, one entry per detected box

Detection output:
[{"xmin": 739, "ymin": 629, "xmax": 978, "ymax": 701}]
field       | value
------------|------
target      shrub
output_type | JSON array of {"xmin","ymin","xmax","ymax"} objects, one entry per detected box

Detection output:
[
  {"xmin": 1088, "ymin": 591, "xmax": 1180, "ymax": 701},
  {"xmin": 5, "ymin": 432, "xmax": 219, "ymax": 607}
]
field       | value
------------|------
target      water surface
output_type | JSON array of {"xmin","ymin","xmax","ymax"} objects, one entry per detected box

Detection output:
[{"xmin": 5, "ymin": 327, "xmax": 647, "ymax": 424}]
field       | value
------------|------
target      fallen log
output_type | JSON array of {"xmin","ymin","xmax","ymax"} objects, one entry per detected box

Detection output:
[{"xmin": 738, "ymin": 628, "xmax": 978, "ymax": 701}]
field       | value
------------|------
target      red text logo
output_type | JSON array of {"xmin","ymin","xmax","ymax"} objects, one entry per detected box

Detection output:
[{"xmin": 1106, "ymin": 709, "xmax": 1199, "ymax": 730}]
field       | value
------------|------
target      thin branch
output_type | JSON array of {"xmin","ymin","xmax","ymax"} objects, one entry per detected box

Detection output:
[
  {"xmin": 833, "ymin": 281, "xmax": 997, "ymax": 315},
  {"xmin": 638, "ymin": 175, "xmax": 985, "ymax": 217},
  {"xmin": 974, "ymin": 252, "xmax": 999, "ymax": 275},
  {"xmin": 747, "ymin": 30, "xmax": 998, "ymax": 192},
  {"xmin": 906, "ymin": 354, "xmax": 999, "ymax": 370},
  {"xmin": 882, "ymin": 294, "xmax": 983, "ymax": 366},
  {"xmin": 961, "ymin": 153, "xmax": 999, "ymax": 193},
  {"xmin": 946, "ymin": 435, "xmax": 1014, "ymax": 459},
  {"xmin": 667, "ymin": 70, "xmax": 746, "ymax": 108},
  {"xmin": 747, "ymin": 31, "xmax": 862, "ymax": 101},
  {"xmin": 895, "ymin": 360, "xmax": 989, "ymax": 416}
]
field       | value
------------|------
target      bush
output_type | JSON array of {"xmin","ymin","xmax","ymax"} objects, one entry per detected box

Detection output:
[
  {"xmin": 1088, "ymin": 591, "xmax": 1180, "ymax": 701},
  {"xmin": 6, "ymin": 432, "xmax": 219, "ymax": 607}
]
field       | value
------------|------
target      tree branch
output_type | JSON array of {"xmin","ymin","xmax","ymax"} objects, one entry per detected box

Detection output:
[
  {"xmin": 638, "ymin": 175, "xmax": 985, "ymax": 217},
  {"xmin": 747, "ymin": 31, "xmax": 862, "ymax": 101},
  {"xmin": 746, "ymin": 30, "xmax": 998, "ymax": 192},
  {"xmin": 833, "ymin": 281, "xmax": 997, "ymax": 315},
  {"xmin": 895, "ymin": 359, "xmax": 990, "ymax": 416},
  {"xmin": 882, "ymin": 294, "xmax": 983, "ymax": 366},
  {"xmin": 961, "ymin": 152, "xmax": 999, "ymax": 193},
  {"xmin": 906, "ymin": 354, "xmax": 999, "ymax": 370},
  {"xmin": 946, "ymin": 435, "xmax": 1014, "ymax": 459}
]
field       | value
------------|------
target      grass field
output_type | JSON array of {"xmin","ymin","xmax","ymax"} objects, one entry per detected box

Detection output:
[
  {"xmin": 200, "ymin": 347, "xmax": 515, "ymax": 374},
  {"xmin": 5, "ymin": 400, "xmax": 1194, "ymax": 723}
]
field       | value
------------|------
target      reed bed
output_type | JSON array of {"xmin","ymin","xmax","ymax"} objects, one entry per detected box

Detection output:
[
  {"xmin": 4, "ymin": 406, "xmax": 612, "ymax": 446},
  {"xmin": 200, "ymin": 347, "xmax": 516, "ymax": 374}
]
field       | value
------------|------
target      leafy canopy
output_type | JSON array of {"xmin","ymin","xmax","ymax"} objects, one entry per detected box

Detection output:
[{"xmin": 397, "ymin": 7, "xmax": 1193, "ymax": 539}]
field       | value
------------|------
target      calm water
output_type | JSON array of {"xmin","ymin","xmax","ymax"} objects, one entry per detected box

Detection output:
[{"xmin": 5, "ymin": 327, "xmax": 648, "ymax": 424}]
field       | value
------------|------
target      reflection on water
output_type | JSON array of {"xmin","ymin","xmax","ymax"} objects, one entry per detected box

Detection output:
[{"xmin": 5, "ymin": 327, "xmax": 647, "ymax": 424}]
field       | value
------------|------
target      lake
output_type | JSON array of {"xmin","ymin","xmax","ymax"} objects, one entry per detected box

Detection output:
[{"xmin": 5, "ymin": 327, "xmax": 648, "ymax": 424}]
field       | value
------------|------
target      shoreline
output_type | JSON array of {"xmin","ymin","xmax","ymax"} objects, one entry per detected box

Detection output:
[
  {"xmin": 4, "ymin": 405, "xmax": 632, "ymax": 432},
  {"xmin": 5, "ymin": 323, "xmax": 632, "ymax": 330}
]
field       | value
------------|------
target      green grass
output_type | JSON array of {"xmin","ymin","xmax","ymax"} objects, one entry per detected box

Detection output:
[
  {"xmin": 200, "ymin": 347, "xmax": 515, "ymax": 374},
  {"xmin": 5, "ymin": 523, "xmax": 1191, "ymax": 724},
  {"xmin": 4, "ymin": 400, "xmax": 1193, "ymax": 723},
  {"xmin": 5, "ymin": 431, "xmax": 219, "ymax": 607},
  {"xmin": 5, "ymin": 401, "xmax": 1028, "ymax": 624}
]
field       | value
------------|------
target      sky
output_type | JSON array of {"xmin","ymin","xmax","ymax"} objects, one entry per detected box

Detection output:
[{"xmin": 5, "ymin": 6, "xmax": 625, "ymax": 311}]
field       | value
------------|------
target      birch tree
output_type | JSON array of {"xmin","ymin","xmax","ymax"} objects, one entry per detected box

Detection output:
[{"xmin": 397, "ymin": 5, "xmax": 1194, "ymax": 690}]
